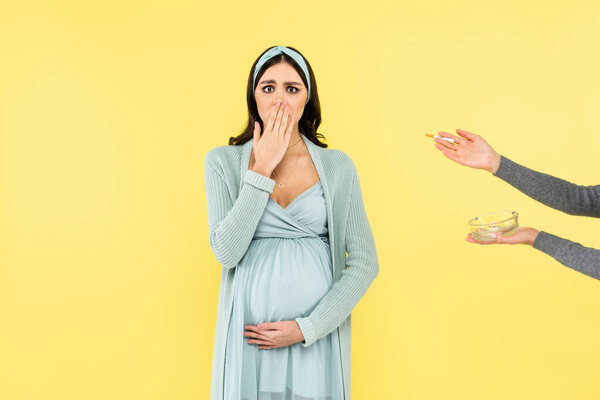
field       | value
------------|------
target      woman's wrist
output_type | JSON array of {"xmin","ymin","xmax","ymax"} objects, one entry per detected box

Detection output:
[
  {"xmin": 252, "ymin": 164, "xmax": 274, "ymax": 178},
  {"xmin": 487, "ymin": 152, "xmax": 501, "ymax": 174},
  {"xmin": 526, "ymin": 228, "xmax": 540, "ymax": 246},
  {"xmin": 294, "ymin": 321, "xmax": 305, "ymax": 343}
]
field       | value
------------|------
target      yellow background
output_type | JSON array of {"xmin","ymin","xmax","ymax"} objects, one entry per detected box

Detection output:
[{"xmin": 2, "ymin": 0, "xmax": 600, "ymax": 399}]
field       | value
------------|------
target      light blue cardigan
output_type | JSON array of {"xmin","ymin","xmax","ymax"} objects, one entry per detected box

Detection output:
[{"xmin": 204, "ymin": 133, "xmax": 379, "ymax": 399}]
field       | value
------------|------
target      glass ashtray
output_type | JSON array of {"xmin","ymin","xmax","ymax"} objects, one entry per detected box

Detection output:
[{"xmin": 468, "ymin": 210, "xmax": 519, "ymax": 241}]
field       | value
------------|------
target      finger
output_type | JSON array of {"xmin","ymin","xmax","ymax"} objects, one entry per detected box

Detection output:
[
  {"xmin": 285, "ymin": 115, "xmax": 294, "ymax": 141},
  {"xmin": 258, "ymin": 345, "xmax": 281, "ymax": 350},
  {"xmin": 257, "ymin": 322, "xmax": 277, "ymax": 330},
  {"xmin": 272, "ymin": 102, "xmax": 285, "ymax": 134},
  {"xmin": 437, "ymin": 131, "xmax": 463, "ymax": 143},
  {"xmin": 265, "ymin": 102, "xmax": 281, "ymax": 134},
  {"xmin": 434, "ymin": 144, "xmax": 461, "ymax": 163},
  {"xmin": 243, "ymin": 330, "xmax": 271, "ymax": 341},
  {"xmin": 248, "ymin": 339, "xmax": 275, "ymax": 346},
  {"xmin": 455, "ymin": 128, "xmax": 477, "ymax": 141},
  {"xmin": 271, "ymin": 102, "xmax": 284, "ymax": 131},
  {"xmin": 466, "ymin": 233, "xmax": 497, "ymax": 245},
  {"xmin": 434, "ymin": 137, "xmax": 457, "ymax": 151},
  {"xmin": 466, "ymin": 236, "xmax": 492, "ymax": 245},
  {"xmin": 465, "ymin": 234, "xmax": 480, "ymax": 244},
  {"xmin": 279, "ymin": 106, "xmax": 289, "ymax": 137},
  {"xmin": 253, "ymin": 121, "xmax": 261, "ymax": 145},
  {"xmin": 245, "ymin": 325, "xmax": 275, "ymax": 338},
  {"xmin": 244, "ymin": 325, "xmax": 263, "ymax": 334}
]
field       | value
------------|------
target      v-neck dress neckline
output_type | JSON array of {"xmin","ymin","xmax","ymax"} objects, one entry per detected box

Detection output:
[{"xmin": 269, "ymin": 180, "xmax": 321, "ymax": 211}]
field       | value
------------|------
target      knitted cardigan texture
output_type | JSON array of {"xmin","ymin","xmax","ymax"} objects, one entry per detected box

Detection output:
[{"xmin": 204, "ymin": 133, "xmax": 379, "ymax": 399}]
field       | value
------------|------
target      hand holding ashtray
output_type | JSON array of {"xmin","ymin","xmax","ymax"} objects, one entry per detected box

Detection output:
[{"xmin": 468, "ymin": 210, "xmax": 519, "ymax": 242}]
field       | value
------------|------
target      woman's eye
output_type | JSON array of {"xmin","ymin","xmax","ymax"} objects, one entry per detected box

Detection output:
[{"xmin": 262, "ymin": 86, "xmax": 298, "ymax": 93}]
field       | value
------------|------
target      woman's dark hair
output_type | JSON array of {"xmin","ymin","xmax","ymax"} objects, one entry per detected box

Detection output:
[{"xmin": 228, "ymin": 46, "xmax": 327, "ymax": 148}]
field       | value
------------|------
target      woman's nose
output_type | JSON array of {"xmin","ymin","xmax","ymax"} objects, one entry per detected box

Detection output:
[
  {"xmin": 274, "ymin": 89, "xmax": 290, "ymax": 105},
  {"xmin": 275, "ymin": 95, "xmax": 290, "ymax": 105}
]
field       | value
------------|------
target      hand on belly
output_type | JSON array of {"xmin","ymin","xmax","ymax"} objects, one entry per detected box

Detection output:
[{"xmin": 243, "ymin": 320, "xmax": 306, "ymax": 350}]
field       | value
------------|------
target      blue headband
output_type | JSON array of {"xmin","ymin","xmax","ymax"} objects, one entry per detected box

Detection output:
[{"xmin": 252, "ymin": 46, "xmax": 311, "ymax": 105}]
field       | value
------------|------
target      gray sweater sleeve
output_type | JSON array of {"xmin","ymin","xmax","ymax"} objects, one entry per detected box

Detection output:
[
  {"xmin": 532, "ymin": 232, "xmax": 600, "ymax": 280},
  {"xmin": 493, "ymin": 155, "xmax": 600, "ymax": 280},
  {"xmin": 493, "ymin": 155, "xmax": 600, "ymax": 217}
]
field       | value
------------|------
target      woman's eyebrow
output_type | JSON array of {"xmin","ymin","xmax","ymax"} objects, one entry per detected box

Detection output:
[{"xmin": 259, "ymin": 80, "xmax": 302, "ymax": 86}]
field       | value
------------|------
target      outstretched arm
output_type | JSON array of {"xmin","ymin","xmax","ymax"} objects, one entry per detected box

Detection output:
[
  {"xmin": 434, "ymin": 128, "xmax": 600, "ymax": 280},
  {"xmin": 534, "ymin": 231, "xmax": 600, "ymax": 280},
  {"xmin": 465, "ymin": 228, "xmax": 600, "ymax": 280},
  {"xmin": 493, "ymin": 155, "xmax": 600, "ymax": 217},
  {"xmin": 433, "ymin": 128, "xmax": 600, "ymax": 217}
]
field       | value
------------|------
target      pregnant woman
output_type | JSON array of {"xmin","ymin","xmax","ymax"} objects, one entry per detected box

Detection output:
[{"xmin": 204, "ymin": 45, "xmax": 379, "ymax": 399}]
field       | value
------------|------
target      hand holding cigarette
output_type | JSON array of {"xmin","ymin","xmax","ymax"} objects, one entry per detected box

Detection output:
[
  {"xmin": 425, "ymin": 134, "xmax": 456, "ymax": 144},
  {"xmin": 429, "ymin": 128, "xmax": 501, "ymax": 174}
]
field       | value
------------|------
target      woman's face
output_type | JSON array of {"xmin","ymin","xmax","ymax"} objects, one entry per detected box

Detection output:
[{"xmin": 254, "ymin": 61, "xmax": 308, "ymax": 131}]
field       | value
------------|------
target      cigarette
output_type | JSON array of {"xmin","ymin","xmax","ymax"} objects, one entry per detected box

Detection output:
[{"xmin": 425, "ymin": 134, "xmax": 456, "ymax": 144}]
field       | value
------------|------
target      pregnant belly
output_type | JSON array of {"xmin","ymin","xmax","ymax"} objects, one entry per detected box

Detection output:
[{"xmin": 243, "ymin": 237, "xmax": 332, "ymax": 323}]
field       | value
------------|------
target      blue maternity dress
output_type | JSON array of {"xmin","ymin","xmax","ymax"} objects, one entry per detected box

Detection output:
[{"xmin": 223, "ymin": 180, "xmax": 345, "ymax": 400}]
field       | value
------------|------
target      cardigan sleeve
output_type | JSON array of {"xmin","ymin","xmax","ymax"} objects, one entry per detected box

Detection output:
[
  {"xmin": 295, "ymin": 163, "xmax": 379, "ymax": 347},
  {"xmin": 533, "ymin": 231, "xmax": 600, "ymax": 280},
  {"xmin": 204, "ymin": 149, "xmax": 276, "ymax": 269},
  {"xmin": 493, "ymin": 155, "xmax": 600, "ymax": 217}
]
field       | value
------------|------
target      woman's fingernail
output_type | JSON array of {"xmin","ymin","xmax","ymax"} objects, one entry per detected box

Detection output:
[{"xmin": 491, "ymin": 233, "xmax": 497, "ymax": 238}]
